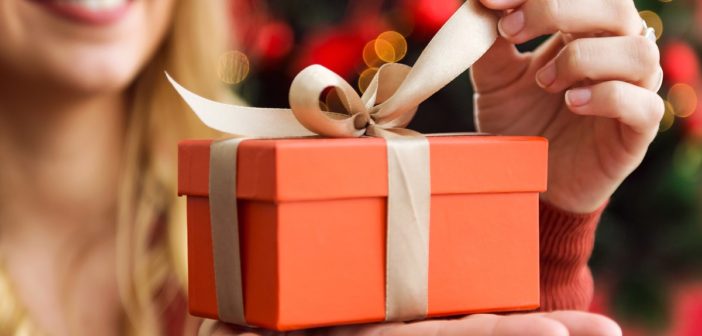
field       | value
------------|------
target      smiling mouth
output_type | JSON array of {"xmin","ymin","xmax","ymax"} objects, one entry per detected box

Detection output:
[{"xmin": 27, "ymin": 0, "xmax": 134, "ymax": 25}]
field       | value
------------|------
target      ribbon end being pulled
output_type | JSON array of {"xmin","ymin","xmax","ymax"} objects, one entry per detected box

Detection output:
[
  {"xmin": 165, "ymin": 72, "xmax": 233, "ymax": 133},
  {"xmin": 164, "ymin": 72, "xmax": 315, "ymax": 138}
]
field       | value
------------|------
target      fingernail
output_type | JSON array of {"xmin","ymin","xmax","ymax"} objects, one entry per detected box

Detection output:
[
  {"xmin": 645, "ymin": 27, "xmax": 656, "ymax": 42},
  {"xmin": 498, "ymin": 10, "xmax": 525, "ymax": 37},
  {"xmin": 655, "ymin": 68, "xmax": 663, "ymax": 92},
  {"xmin": 536, "ymin": 61, "xmax": 557, "ymax": 88},
  {"xmin": 484, "ymin": 0, "xmax": 514, "ymax": 7},
  {"xmin": 565, "ymin": 87, "xmax": 592, "ymax": 107}
]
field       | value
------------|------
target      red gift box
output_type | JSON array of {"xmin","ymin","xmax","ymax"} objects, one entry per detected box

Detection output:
[{"xmin": 179, "ymin": 135, "xmax": 547, "ymax": 330}]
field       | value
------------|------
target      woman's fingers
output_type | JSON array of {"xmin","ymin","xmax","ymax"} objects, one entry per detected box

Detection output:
[
  {"xmin": 540, "ymin": 311, "xmax": 622, "ymax": 336},
  {"xmin": 200, "ymin": 312, "xmax": 622, "ymax": 336},
  {"xmin": 331, "ymin": 317, "xmax": 496, "ymax": 336},
  {"xmin": 535, "ymin": 36, "xmax": 660, "ymax": 93},
  {"xmin": 496, "ymin": 0, "xmax": 642, "ymax": 44},
  {"xmin": 488, "ymin": 314, "xmax": 569, "ymax": 336},
  {"xmin": 334, "ymin": 314, "xmax": 570, "ymax": 336},
  {"xmin": 565, "ymin": 81, "xmax": 664, "ymax": 135},
  {"xmin": 198, "ymin": 320, "xmax": 280, "ymax": 336}
]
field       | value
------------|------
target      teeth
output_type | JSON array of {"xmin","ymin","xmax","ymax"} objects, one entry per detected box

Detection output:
[{"xmin": 57, "ymin": 0, "xmax": 128, "ymax": 11}]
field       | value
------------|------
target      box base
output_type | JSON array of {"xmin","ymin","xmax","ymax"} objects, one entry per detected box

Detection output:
[{"xmin": 187, "ymin": 192, "xmax": 540, "ymax": 330}]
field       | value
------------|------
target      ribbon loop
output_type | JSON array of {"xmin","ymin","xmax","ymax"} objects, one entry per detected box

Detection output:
[
  {"xmin": 361, "ymin": 63, "xmax": 411, "ymax": 108},
  {"xmin": 289, "ymin": 64, "xmax": 367, "ymax": 137},
  {"xmin": 285, "ymin": 60, "xmax": 426, "ymax": 137}
]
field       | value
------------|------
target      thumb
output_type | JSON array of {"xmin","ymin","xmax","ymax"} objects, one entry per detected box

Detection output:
[
  {"xmin": 198, "ymin": 320, "xmax": 261, "ymax": 336},
  {"xmin": 470, "ymin": 36, "xmax": 526, "ymax": 93}
]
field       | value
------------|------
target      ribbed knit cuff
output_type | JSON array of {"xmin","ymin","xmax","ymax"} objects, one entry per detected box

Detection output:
[{"xmin": 539, "ymin": 200, "xmax": 607, "ymax": 311}]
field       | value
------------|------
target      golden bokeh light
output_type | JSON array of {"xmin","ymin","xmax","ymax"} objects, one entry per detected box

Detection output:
[
  {"xmin": 358, "ymin": 67, "xmax": 379, "ymax": 93},
  {"xmin": 668, "ymin": 83, "xmax": 698, "ymax": 118},
  {"xmin": 659, "ymin": 100, "xmax": 675, "ymax": 132},
  {"xmin": 639, "ymin": 10, "xmax": 663, "ymax": 40},
  {"xmin": 376, "ymin": 31, "xmax": 407, "ymax": 63},
  {"xmin": 217, "ymin": 50, "xmax": 250, "ymax": 85},
  {"xmin": 363, "ymin": 31, "xmax": 408, "ymax": 69},
  {"xmin": 374, "ymin": 38, "xmax": 396, "ymax": 64},
  {"xmin": 363, "ymin": 40, "xmax": 383, "ymax": 68}
]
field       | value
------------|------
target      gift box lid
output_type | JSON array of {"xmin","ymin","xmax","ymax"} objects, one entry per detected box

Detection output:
[{"xmin": 178, "ymin": 136, "xmax": 547, "ymax": 202}]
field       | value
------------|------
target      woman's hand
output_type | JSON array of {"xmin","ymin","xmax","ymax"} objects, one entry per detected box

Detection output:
[
  {"xmin": 201, "ymin": 311, "xmax": 621, "ymax": 336},
  {"xmin": 472, "ymin": 0, "xmax": 664, "ymax": 213}
]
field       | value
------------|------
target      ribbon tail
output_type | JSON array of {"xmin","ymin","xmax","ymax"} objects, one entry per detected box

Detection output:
[
  {"xmin": 166, "ymin": 73, "xmax": 315, "ymax": 137},
  {"xmin": 370, "ymin": 127, "xmax": 432, "ymax": 321},
  {"xmin": 209, "ymin": 137, "xmax": 251, "ymax": 326}
]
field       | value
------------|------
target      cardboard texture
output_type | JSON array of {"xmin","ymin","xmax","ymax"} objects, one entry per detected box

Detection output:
[{"xmin": 178, "ymin": 135, "xmax": 548, "ymax": 330}]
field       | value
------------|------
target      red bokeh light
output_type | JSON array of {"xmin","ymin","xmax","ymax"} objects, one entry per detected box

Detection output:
[
  {"xmin": 256, "ymin": 21, "xmax": 294, "ymax": 62},
  {"xmin": 662, "ymin": 41, "xmax": 699, "ymax": 85},
  {"xmin": 407, "ymin": 0, "xmax": 461, "ymax": 37}
]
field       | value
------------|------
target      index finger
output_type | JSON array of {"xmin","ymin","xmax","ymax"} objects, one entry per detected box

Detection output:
[
  {"xmin": 498, "ymin": 0, "xmax": 642, "ymax": 44},
  {"xmin": 198, "ymin": 320, "xmax": 274, "ymax": 336}
]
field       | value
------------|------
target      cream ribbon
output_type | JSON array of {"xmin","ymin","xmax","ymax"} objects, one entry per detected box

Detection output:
[
  {"xmin": 169, "ymin": 0, "xmax": 497, "ymax": 326},
  {"xmin": 208, "ymin": 137, "xmax": 249, "ymax": 325}
]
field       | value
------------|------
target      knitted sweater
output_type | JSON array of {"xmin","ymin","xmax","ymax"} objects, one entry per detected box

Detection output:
[{"xmin": 539, "ymin": 200, "xmax": 604, "ymax": 311}]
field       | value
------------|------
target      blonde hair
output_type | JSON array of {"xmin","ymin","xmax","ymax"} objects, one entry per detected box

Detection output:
[
  {"xmin": 1, "ymin": 0, "xmax": 232, "ymax": 334},
  {"xmin": 119, "ymin": 0, "xmax": 232, "ymax": 334}
]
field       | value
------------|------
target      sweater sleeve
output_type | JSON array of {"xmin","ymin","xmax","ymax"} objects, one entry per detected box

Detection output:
[{"xmin": 538, "ymin": 200, "xmax": 606, "ymax": 311}]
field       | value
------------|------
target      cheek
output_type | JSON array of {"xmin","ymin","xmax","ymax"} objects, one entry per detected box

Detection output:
[{"xmin": 0, "ymin": 0, "xmax": 176, "ymax": 95}]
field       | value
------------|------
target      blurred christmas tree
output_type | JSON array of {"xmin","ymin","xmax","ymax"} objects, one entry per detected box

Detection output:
[
  {"xmin": 588, "ymin": 0, "xmax": 702, "ymax": 334},
  {"xmin": 223, "ymin": 0, "xmax": 702, "ymax": 334}
]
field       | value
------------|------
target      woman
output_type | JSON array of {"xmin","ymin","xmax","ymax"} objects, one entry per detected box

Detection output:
[
  {"xmin": 0, "ymin": 0, "xmax": 226, "ymax": 334},
  {"xmin": 0, "ymin": 0, "xmax": 661, "ymax": 335}
]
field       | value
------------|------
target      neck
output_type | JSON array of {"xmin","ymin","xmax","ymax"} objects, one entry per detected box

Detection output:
[{"xmin": 0, "ymin": 88, "xmax": 127, "ymax": 240}]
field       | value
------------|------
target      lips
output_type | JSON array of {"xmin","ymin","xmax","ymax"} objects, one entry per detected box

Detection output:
[{"xmin": 27, "ymin": 0, "xmax": 134, "ymax": 25}]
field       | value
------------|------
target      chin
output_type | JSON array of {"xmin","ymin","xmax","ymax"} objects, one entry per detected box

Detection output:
[
  {"xmin": 0, "ymin": 0, "xmax": 174, "ymax": 97},
  {"xmin": 48, "ymin": 47, "xmax": 151, "ymax": 95}
]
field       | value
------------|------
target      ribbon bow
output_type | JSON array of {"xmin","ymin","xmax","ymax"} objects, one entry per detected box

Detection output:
[
  {"xmin": 168, "ymin": 0, "xmax": 496, "ymax": 139},
  {"xmin": 169, "ymin": 0, "xmax": 497, "ymax": 327}
]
